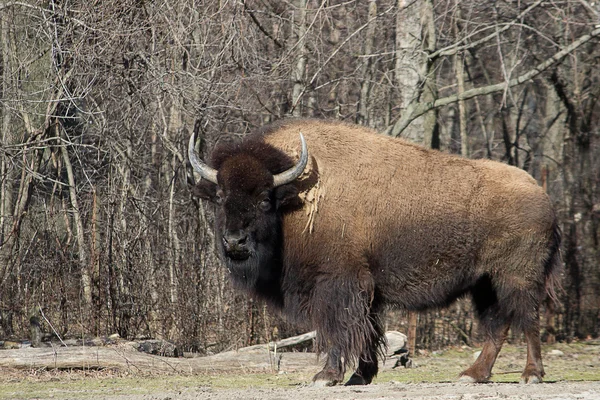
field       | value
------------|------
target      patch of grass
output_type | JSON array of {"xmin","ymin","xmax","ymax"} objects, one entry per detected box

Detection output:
[
  {"xmin": 376, "ymin": 342, "xmax": 600, "ymax": 384},
  {"xmin": 0, "ymin": 372, "xmax": 313, "ymax": 399}
]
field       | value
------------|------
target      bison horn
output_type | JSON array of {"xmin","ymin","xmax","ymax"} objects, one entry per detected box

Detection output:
[
  {"xmin": 273, "ymin": 133, "xmax": 309, "ymax": 187},
  {"xmin": 188, "ymin": 132, "xmax": 308, "ymax": 187},
  {"xmin": 188, "ymin": 131, "xmax": 218, "ymax": 184}
]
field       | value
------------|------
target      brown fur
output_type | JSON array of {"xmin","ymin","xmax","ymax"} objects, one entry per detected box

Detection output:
[{"xmin": 194, "ymin": 119, "xmax": 561, "ymax": 386}]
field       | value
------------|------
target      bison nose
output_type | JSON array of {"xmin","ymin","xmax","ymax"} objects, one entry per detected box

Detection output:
[{"xmin": 222, "ymin": 230, "xmax": 248, "ymax": 251}]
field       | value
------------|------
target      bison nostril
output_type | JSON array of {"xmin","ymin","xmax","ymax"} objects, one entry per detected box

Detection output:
[{"xmin": 224, "ymin": 231, "xmax": 248, "ymax": 248}]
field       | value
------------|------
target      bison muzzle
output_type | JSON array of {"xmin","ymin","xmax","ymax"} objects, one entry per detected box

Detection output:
[{"xmin": 189, "ymin": 119, "xmax": 561, "ymax": 386}]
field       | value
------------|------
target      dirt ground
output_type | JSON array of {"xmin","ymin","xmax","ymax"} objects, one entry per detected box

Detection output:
[
  {"xmin": 120, "ymin": 381, "xmax": 600, "ymax": 400},
  {"xmin": 1, "ymin": 340, "xmax": 599, "ymax": 399}
]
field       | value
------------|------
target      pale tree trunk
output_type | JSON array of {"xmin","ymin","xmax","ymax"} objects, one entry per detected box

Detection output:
[
  {"xmin": 453, "ymin": 2, "xmax": 468, "ymax": 156},
  {"xmin": 167, "ymin": 151, "xmax": 180, "ymax": 308},
  {"xmin": 419, "ymin": 0, "xmax": 438, "ymax": 148},
  {"xmin": 388, "ymin": 0, "xmax": 437, "ymax": 146},
  {"xmin": 393, "ymin": 0, "xmax": 421, "ymax": 142},
  {"xmin": 141, "ymin": 11, "xmax": 163, "ymax": 337},
  {"xmin": 59, "ymin": 125, "xmax": 92, "ymax": 309},
  {"xmin": 115, "ymin": 139, "xmax": 132, "ymax": 318},
  {"xmin": 165, "ymin": 76, "xmax": 182, "ymax": 315},
  {"xmin": 291, "ymin": 0, "xmax": 308, "ymax": 117},
  {"xmin": 357, "ymin": 0, "xmax": 378, "ymax": 126},
  {"xmin": 454, "ymin": 59, "xmax": 468, "ymax": 156},
  {"xmin": 158, "ymin": 46, "xmax": 186, "ymax": 335}
]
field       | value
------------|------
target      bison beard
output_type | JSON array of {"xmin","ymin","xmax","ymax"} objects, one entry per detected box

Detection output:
[
  {"xmin": 189, "ymin": 119, "xmax": 562, "ymax": 387},
  {"xmin": 218, "ymin": 217, "xmax": 285, "ymax": 307}
]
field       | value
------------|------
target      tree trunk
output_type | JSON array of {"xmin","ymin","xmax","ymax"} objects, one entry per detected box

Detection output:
[
  {"xmin": 357, "ymin": 0, "xmax": 378, "ymax": 126},
  {"xmin": 453, "ymin": 4, "xmax": 468, "ymax": 157},
  {"xmin": 455, "ymin": 52, "xmax": 468, "ymax": 157},
  {"xmin": 291, "ymin": 0, "xmax": 308, "ymax": 117},
  {"xmin": 59, "ymin": 125, "xmax": 92, "ymax": 310},
  {"xmin": 388, "ymin": 0, "xmax": 437, "ymax": 145}
]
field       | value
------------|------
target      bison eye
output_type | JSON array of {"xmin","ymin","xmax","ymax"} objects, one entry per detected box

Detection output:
[{"xmin": 259, "ymin": 199, "xmax": 271, "ymax": 212}]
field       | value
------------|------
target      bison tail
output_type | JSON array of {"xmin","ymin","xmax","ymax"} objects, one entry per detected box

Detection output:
[{"xmin": 544, "ymin": 220, "xmax": 563, "ymax": 306}]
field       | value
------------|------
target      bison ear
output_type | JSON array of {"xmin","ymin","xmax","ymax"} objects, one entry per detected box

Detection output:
[
  {"xmin": 192, "ymin": 180, "xmax": 218, "ymax": 202},
  {"xmin": 274, "ymin": 184, "xmax": 301, "ymax": 210}
]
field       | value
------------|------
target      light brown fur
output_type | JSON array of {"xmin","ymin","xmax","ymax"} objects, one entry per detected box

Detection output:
[{"xmin": 265, "ymin": 119, "xmax": 554, "ymax": 282}]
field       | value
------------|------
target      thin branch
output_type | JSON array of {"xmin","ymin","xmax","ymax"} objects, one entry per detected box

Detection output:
[
  {"xmin": 289, "ymin": 5, "xmax": 395, "ymax": 114},
  {"xmin": 429, "ymin": 0, "xmax": 545, "ymax": 60},
  {"xmin": 38, "ymin": 305, "xmax": 68, "ymax": 347},
  {"xmin": 242, "ymin": 0, "xmax": 283, "ymax": 48},
  {"xmin": 387, "ymin": 27, "xmax": 600, "ymax": 137}
]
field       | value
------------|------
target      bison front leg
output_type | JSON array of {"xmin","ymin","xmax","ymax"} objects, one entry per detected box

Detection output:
[
  {"xmin": 312, "ymin": 347, "xmax": 345, "ymax": 387},
  {"xmin": 310, "ymin": 271, "xmax": 381, "ymax": 386}
]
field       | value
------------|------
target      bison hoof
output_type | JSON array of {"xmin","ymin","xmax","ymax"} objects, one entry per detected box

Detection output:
[
  {"xmin": 312, "ymin": 379, "xmax": 337, "ymax": 388},
  {"xmin": 345, "ymin": 373, "xmax": 371, "ymax": 386},
  {"xmin": 458, "ymin": 369, "xmax": 489, "ymax": 383},
  {"xmin": 520, "ymin": 374, "xmax": 542, "ymax": 384},
  {"xmin": 457, "ymin": 375, "xmax": 477, "ymax": 383},
  {"xmin": 312, "ymin": 369, "xmax": 343, "ymax": 387},
  {"xmin": 520, "ymin": 365, "xmax": 543, "ymax": 384}
]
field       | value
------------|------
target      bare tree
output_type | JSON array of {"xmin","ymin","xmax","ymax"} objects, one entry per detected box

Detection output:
[{"xmin": 0, "ymin": 0, "xmax": 599, "ymax": 350}]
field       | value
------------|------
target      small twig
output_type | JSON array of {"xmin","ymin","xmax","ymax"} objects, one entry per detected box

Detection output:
[{"xmin": 38, "ymin": 305, "xmax": 67, "ymax": 347}]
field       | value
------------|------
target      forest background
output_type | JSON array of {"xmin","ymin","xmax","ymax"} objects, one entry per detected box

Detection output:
[{"xmin": 0, "ymin": 0, "xmax": 599, "ymax": 353}]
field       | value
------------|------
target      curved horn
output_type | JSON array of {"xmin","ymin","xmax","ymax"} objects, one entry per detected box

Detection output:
[
  {"xmin": 272, "ymin": 133, "xmax": 309, "ymax": 187},
  {"xmin": 188, "ymin": 131, "xmax": 218, "ymax": 184}
]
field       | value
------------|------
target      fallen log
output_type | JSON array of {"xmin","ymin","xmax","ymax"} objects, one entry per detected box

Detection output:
[
  {"xmin": 0, "ymin": 342, "xmax": 319, "ymax": 374},
  {"xmin": 238, "ymin": 331, "xmax": 317, "ymax": 353},
  {"xmin": 238, "ymin": 330, "xmax": 407, "ymax": 355},
  {"xmin": 0, "ymin": 331, "xmax": 408, "ymax": 375}
]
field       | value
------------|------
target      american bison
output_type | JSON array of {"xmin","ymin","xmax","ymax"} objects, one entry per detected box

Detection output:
[{"xmin": 189, "ymin": 119, "xmax": 561, "ymax": 386}]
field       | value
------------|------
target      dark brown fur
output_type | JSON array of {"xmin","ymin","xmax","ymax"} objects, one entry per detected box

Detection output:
[{"xmin": 193, "ymin": 119, "xmax": 561, "ymax": 386}]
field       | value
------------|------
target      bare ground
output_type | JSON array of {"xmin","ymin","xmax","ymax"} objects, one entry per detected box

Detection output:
[
  {"xmin": 0, "ymin": 340, "xmax": 599, "ymax": 399},
  {"xmin": 130, "ymin": 381, "xmax": 600, "ymax": 400}
]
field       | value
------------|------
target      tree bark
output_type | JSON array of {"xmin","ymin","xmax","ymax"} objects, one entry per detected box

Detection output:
[
  {"xmin": 389, "ymin": 0, "xmax": 437, "ymax": 145},
  {"xmin": 453, "ymin": 3, "xmax": 468, "ymax": 157},
  {"xmin": 59, "ymin": 125, "xmax": 92, "ymax": 309},
  {"xmin": 357, "ymin": 0, "xmax": 378, "ymax": 126},
  {"xmin": 291, "ymin": 0, "xmax": 308, "ymax": 117}
]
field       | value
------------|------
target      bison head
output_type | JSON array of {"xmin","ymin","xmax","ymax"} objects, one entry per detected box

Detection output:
[{"xmin": 188, "ymin": 132, "xmax": 308, "ymax": 292}]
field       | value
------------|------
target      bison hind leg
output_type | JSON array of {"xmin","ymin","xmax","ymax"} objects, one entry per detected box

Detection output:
[
  {"xmin": 461, "ymin": 272, "xmax": 547, "ymax": 384},
  {"xmin": 459, "ymin": 274, "xmax": 511, "ymax": 383}
]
